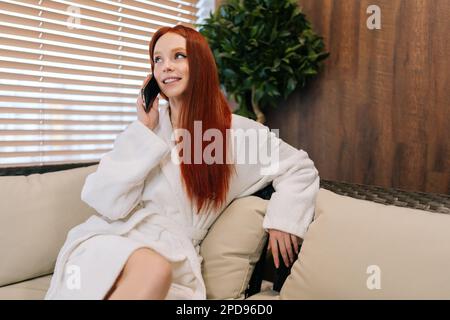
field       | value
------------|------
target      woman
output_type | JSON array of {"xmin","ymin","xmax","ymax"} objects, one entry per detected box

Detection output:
[{"xmin": 45, "ymin": 25, "xmax": 319, "ymax": 300}]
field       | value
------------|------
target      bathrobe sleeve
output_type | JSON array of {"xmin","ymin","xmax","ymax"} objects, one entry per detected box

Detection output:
[
  {"xmin": 81, "ymin": 120, "xmax": 170, "ymax": 221},
  {"xmin": 235, "ymin": 118, "xmax": 320, "ymax": 239}
]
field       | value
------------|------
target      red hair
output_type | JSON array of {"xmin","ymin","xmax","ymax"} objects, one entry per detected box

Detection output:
[{"xmin": 148, "ymin": 25, "xmax": 236, "ymax": 214}]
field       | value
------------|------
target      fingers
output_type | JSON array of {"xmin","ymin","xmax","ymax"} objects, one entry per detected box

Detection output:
[
  {"xmin": 284, "ymin": 234, "xmax": 295, "ymax": 265},
  {"xmin": 270, "ymin": 236, "xmax": 279, "ymax": 269},
  {"xmin": 269, "ymin": 230, "xmax": 302, "ymax": 269},
  {"xmin": 143, "ymin": 73, "xmax": 152, "ymax": 86},
  {"xmin": 147, "ymin": 97, "xmax": 159, "ymax": 117},
  {"xmin": 277, "ymin": 238, "xmax": 290, "ymax": 268},
  {"xmin": 137, "ymin": 88, "xmax": 146, "ymax": 107},
  {"xmin": 153, "ymin": 96, "xmax": 159, "ymax": 108},
  {"xmin": 291, "ymin": 234, "xmax": 299, "ymax": 254},
  {"xmin": 136, "ymin": 95, "xmax": 143, "ymax": 114}
]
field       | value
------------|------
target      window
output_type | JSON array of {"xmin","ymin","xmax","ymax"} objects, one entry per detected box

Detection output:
[{"xmin": 0, "ymin": 0, "xmax": 213, "ymax": 167}]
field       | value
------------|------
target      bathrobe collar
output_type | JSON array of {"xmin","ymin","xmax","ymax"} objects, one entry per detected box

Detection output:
[{"xmin": 156, "ymin": 102, "xmax": 193, "ymax": 219}]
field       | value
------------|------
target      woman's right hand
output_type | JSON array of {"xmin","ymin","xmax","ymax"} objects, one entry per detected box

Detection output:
[{"xmin": 136, "ymin": 74, "xmax": 160, "ymax": 131}]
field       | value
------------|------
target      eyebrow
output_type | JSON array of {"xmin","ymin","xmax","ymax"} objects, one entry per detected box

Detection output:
[{"xmin": 153, "ymin": 47, "xmax": 186, "ymax": 56}]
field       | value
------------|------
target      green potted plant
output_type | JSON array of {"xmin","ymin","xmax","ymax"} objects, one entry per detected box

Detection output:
[{"xmin": 196, "ymin": 0, "xmax": 329, "ymax": 123}]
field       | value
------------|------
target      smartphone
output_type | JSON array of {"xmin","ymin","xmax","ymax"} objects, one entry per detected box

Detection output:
[{"xmin": 141, "ymin": 74, "xmax": 160, "ymax": 113}]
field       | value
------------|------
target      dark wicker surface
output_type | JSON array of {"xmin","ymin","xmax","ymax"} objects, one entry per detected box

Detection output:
[
  {"xmin": 0, "ymin": 162, "xmax": 98, "ymax": 176},
  {"xmin": 320, "ymin": 179, "xmax": 450, "ymax": 214}
]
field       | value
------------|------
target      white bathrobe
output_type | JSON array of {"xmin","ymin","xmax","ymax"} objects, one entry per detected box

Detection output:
[{"xmin": 45, "ymin": 102, "xmax": 320, "ymax": 300}]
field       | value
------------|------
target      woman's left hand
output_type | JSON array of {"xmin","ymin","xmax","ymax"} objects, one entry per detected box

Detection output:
[{"xmin": 267, "ymin": 229, "xmax": 302, "ymax": 268}]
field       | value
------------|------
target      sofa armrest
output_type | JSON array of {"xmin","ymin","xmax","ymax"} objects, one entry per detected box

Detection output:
[{"xmin": 248, "ymin": 179, "xmax": 450, "ymax": 296}]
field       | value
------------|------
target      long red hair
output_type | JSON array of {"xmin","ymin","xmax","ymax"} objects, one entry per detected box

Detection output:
[{"xmin": 148, "ymin": 25, "xmax": 236, "ymax": 214}]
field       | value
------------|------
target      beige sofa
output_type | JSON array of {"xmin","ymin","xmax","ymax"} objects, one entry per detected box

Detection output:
[{"xmin": 1, "ymin": 164, "xmax": 449, "ymax": 300}]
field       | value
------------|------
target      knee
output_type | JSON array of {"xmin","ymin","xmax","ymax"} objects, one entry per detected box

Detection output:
[
  {"xmin": 151, "ymin": 254, "xmax": 173, "ymax": 285},
  {"xmin": 106, "ymin": 248, "xmax": 173, "ymax": 300},
  {"xmin": 128, "ymin": 248, "xmax": 172, "ymax": 285}
]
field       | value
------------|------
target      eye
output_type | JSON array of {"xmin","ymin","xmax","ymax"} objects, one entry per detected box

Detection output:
[{"xmin": 154, "ymin": 53, "xmax": 186, "ymax": 63}]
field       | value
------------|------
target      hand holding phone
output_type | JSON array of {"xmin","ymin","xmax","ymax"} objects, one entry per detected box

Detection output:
[
  {"xmin": 136, "ymin": 74, "xmax": 160, "ymax": 130},
  {"xmin": 141, "ymin": 74, "xmax": 161, "ymax": 113}
]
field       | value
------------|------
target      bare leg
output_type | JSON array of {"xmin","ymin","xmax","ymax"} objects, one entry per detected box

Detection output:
[{"xmin": 105, "ymin": 247, "xmax": 172, "ymax": 300}]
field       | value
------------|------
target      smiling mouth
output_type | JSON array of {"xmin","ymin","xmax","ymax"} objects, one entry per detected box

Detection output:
[{"xmin": 163, "ymin": 78, "xmax": 182, "ymax": 85}]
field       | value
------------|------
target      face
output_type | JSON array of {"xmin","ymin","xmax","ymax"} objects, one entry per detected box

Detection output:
[{"xmin": 153, "ymin": 32, "xmax": 189, "ymax": 99}]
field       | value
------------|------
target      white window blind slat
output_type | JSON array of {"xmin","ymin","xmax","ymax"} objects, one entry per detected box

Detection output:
[
  {"xmin": 1, "ymin": 132, "xmax": 121, "ymax": 139},
  {"xmin": 0, "ymin": 58, "xmax": 146, "ymax": 77},
  {"xmin": 0, "ymin": 102, "xmax": 135, "ymax": 114},
  {"xmin": 0, "ymin": 0, "xmax": 213, "ymax": 168},
  {"xmin": 0, "ymin": 68, "xmax": 143, "ymax": 86},
  {"xmin": 0, "ymin": 79, "xmax": 142, "ymax": 96},
  {"xmin": 0, "ymin": 44, "xmax": 149, "ymax": 68},
  {"xmin": 0, "ymin": 32, "xmax": 149, "ymax": 60}
]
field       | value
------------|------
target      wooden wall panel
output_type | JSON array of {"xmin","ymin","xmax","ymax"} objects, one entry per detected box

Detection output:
[{"xmin": 263, "ymin": 0, "xmax": 449, "ymax": 194}]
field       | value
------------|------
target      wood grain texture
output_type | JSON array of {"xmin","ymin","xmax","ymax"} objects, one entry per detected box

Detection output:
[{"xmin": 263, "ymin": 0, "xmax": 449, "ymax": 194}]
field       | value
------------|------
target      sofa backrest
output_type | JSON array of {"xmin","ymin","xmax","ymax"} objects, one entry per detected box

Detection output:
[{"xmin": 0, "ymin": 164, "xmax": 99, "ymax": 287}]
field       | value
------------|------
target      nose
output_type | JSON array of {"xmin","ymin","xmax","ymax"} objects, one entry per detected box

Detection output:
[{"xmin": 162, "ymin": 60, "xmax": 174, "ymax": 73}]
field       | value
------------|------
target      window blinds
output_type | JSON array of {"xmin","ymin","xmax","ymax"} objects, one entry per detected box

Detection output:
[{"xmin": 0, "ymin": 0, "xmax": 206, "ymax": 167}]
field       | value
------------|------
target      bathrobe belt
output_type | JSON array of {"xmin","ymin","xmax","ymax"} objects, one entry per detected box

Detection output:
[{"xmin": 146, "ymin": 213, "xmax": 208, "ymax": 246}]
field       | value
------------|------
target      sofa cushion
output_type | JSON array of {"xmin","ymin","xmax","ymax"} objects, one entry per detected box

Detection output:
[
  {"xmin": 0, "ymin": 275, "xmax": 52, "ymax": 300},
  {"xmin": 281, "ymin": 188, "xmax": 450, "ymax": 299},
  {"xmin": 246, "ymin": 289, "xmax": 280, "ymax": 300},
  {"xmin": 0, "ymin": 165, "xmax": 98, "ymax": 287},
  {"xmin": 200, "ymin": 196, "xmax": 269, "ymax": 300}
]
